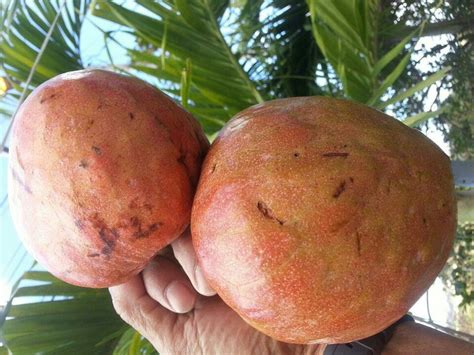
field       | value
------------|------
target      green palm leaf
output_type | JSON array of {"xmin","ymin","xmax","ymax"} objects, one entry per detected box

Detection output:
[
  {"xmin": 91, "ymin": 0, "xmax": 262, "ymax": 134},
  {"xmin": 1, "ymin": 271, "xmax": 126, "ymax": 354},
  {"xmin": 113, "ymin": 328, "xmax": 157, "ymax": 355},
  {"xmin": 306, "ymin": 0, "xmax": 451, "ymax": 115},
  {"xmin": 0, "ymin": 0, "xmax": 88, "ymax": 92}
]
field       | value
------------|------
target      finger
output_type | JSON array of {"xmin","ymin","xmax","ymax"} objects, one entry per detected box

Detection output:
[
  {"xmin": 172, "ymin": 230, "xmax": 216, "ymax": 296},
  {"xmin": 109, "ymin": 274, "xmax": 175, "ymax": 340},
  {"xmin": 143, "ymin": 256, "xmax": 197, "ymax": 313}
]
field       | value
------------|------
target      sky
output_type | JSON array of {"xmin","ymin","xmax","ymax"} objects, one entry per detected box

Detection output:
[{"xmin": 0, "ymin": 2, "xmax": 467, "ymax": 333}]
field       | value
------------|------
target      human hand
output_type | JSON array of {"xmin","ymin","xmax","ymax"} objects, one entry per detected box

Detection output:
[{"xmin": 109, "ymin": 230, "xmax": 323, "ymax": 355}]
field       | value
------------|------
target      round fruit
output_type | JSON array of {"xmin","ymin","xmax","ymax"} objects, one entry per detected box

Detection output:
[
  {"xmin": 9, "ymin": 69, "xmax": 208, "ymax": 288},
  {"xmin": 191, "ymin": 97, "xmax": 456, "ymax": 344}
]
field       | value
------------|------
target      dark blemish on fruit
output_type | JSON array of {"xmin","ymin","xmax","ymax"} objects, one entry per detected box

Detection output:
[
  {"xmin": 322, "ymin": 152, "xmax": 349, "ymax": 158},
  {"xmin": 144, "ymin": 204, "xmax": 153, "ymax": 212},
  {"xmin": 99, "ymin": 227, "xmax": 119, "ymax": 256},
  {"xmin": 211, "ymin": 164, "xmax": 217, "ymax": 173},
  {"xmin": 79, "ymin": 160, "xmax": 88, "ymax": 168},
  {"xmin": 422, "ymin": 217, "xmax": 427, "ymax": 225},
  {"xmin": 74, "ymin": 219, "xmax": 85, "ymax": 230},
  {"xmin": 293, "ymin": 152, "xmax": 300, "ymax": 158},
  {"xmin": 349, "ymin": 177, "xmax": 354, "ymax": 183},
  {"xmin": 177, "ymin": 145, "xmax": 187, "ymax": 164},
  {"xmin": 333, "ymin": 181, "xmax": 346, "ymax": 198},
  {"xmin": 257, "ymin": 201, "xmax": 284, "ymax": 225},
  {"xmin": 129, "ymin": 112, "xmax": 135, "ymax": 120},
  {"xmin": 101, "ymin": 245, "xmax": 113, "ymax": 256},
  {"xmin": 89, "ymin": 213, "xmax": 119, "ymax": 256},
  {"xmin": 177, "ymin": 153, "xmax": 186, "ymax": 165},
  {"xmin": 356, "ymin": 232, "xmax": 361, "ymax": 257},
  {"xmin": 442, "ymin": 202, "xmax": 447, "ymax": 207},
  {"xmin": 130, "ymin": 216, "xmax": 161, "ymax": 239},
  {"xmin": 11, "ymin": 169, "xmax": 32, "ymax": 194},
  {"xmin": 130, "ymin": 216, "xmax": 140, "ymax": 227},
  {"xmin": 86, "ymin": 119, "xmax": 95, "ymax": 130},
  {"xmin": 135, "ymin": 223, "xmax": 161, "ymax": 239},
  {"xmin": 154, "ymin": 116, "xmax": 170, "ymax": 133},
  {"xmin": 87, "ymin": 253, "xmax": 100, "ymax": 258},
  {"xmin": 40, "ymin": 93, "xmax": 57, "ymax": 104},
  {"xmin": 92, "ymin": 146, "xmax": 101, "ymax": 155},
  {"xmin": 343, "ymin": 144, "xmax": 348, "ymax": 148}
]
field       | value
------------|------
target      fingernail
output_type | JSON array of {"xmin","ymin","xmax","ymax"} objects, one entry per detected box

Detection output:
[
  {"xmin": 165, "ymin": 281, "xmax": 196, "ymax": 313},
  {"xmin": 195, "ymin": 265, "xmax": 216, "ymax": 296}
]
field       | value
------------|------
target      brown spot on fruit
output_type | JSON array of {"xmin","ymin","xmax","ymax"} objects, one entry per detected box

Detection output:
[
  {"xmin": 322, "ymin": 152, "xmax": 349, "ymax": 158},
  {"xmin": 135, "ymin": 223, "xmax": 161, "ymax": 239},
  {"xmin": 130, "ymin": 216, "xmax": 162, "ymax": 239},
  {"xmin": 257, "ymin": 201, "xmax": 284, "ymax": 225},
  {"xmin": 177, "ymin": 153, "xmax": 186, "ymax": 165},
  {"xmin": 144, "ymin": 204, "xmax": 153, "ymax": 212},
  {"xmin": 86, "ymin": 119, "xmax": 95, "ymax": 130},
  {"xmin": 129, "ymin": 112, "xmax": 135, "ymax": 120},
  {"xmin": 101, "ymin": 245, "xmax": 113, "ymax": 256},
  {"xmin": 40, "ymin": 93, "xmax": 57, "ymax": 104},
  {"xmin": 92, "ymin": 146, "xmax": 101, "ymax": 155},
  {"xmin": 99, "ymin": 227, "xmax": 119, "ymax": 253},
  {"xmin": 332, "ymin": 181, "xmax": 346, "ymax": 198},
  {"xmin": 293, "ymin": 152, "xmax": 300, "ymax": 158},
  {"xmin": 211, "ymin": 164, "xmax": 217, "ymax": 174},
  {"xmin": 88, "ymin": 213, "xmax": 119, "ymax": 256},
  {"xmin": 74, "ymin": 219, "xmax": 85, "ymax": 230},
  {"xmin": 87, "ymin": 253, "xmax": 100, "ymax": 258},
  {"xmin": 153, "ymin": 116, "xmax": 170, "ymax": 134},
  {"xmin": 79, "ymin": 160, "xmax": 88, "ymax": 168}
]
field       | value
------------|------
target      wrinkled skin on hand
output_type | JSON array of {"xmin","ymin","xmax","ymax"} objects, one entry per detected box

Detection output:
[{"xmin": 109, "ymin": 231, "xmax": 323, "ymax": 355}]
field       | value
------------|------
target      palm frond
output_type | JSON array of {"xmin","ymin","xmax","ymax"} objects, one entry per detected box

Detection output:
[
  {"xmin": 306, "ymin": 0, "xmax": 450, "ymax": 120},
  {"xmin": 113, "ymin": 328, "xmax": 157, "ymax": 355},
  {"xmin": 91, "ymin": 0, "xmax": 263, "ymax": 134},
  {"xmin": 2, "ymin": 271, "xmax": 126, "ymax": 354},
  {"xmin": 0, "ymin": 0, "xmax": 89, "ymax": 92}
]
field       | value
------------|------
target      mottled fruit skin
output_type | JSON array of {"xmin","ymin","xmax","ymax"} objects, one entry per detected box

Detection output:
[
  {"xmin": 191, "ymin": 97, "xmax": 456, "ymax": 344},
  {"xmin": 9, "ymin": 69, "xmax": 209, "ymax": 288}
]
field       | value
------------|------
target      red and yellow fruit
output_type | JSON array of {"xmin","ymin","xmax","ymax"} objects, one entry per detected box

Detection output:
[
  {"xmin": 191, "ymin": 97, "xmax": 456, "ymax": 344},
  {"xmin": 9, "ymin": 69, "xmax": 208, "ymax": 288}
]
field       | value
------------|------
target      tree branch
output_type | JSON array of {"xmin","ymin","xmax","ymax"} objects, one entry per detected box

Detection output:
[{"xmin": 389, "ymin": 18, "xmax": 472, "ymax": 41}]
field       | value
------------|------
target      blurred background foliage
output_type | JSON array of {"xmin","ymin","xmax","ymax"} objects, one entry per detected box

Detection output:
[{"xmin": 0, "ymin": 0, "xmax": 472, "ymax": 353}]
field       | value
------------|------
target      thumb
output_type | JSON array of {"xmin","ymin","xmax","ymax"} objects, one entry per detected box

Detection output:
[{"xmin": 109, "ymin": 273, "xmax": 177, "ymax": 351}]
